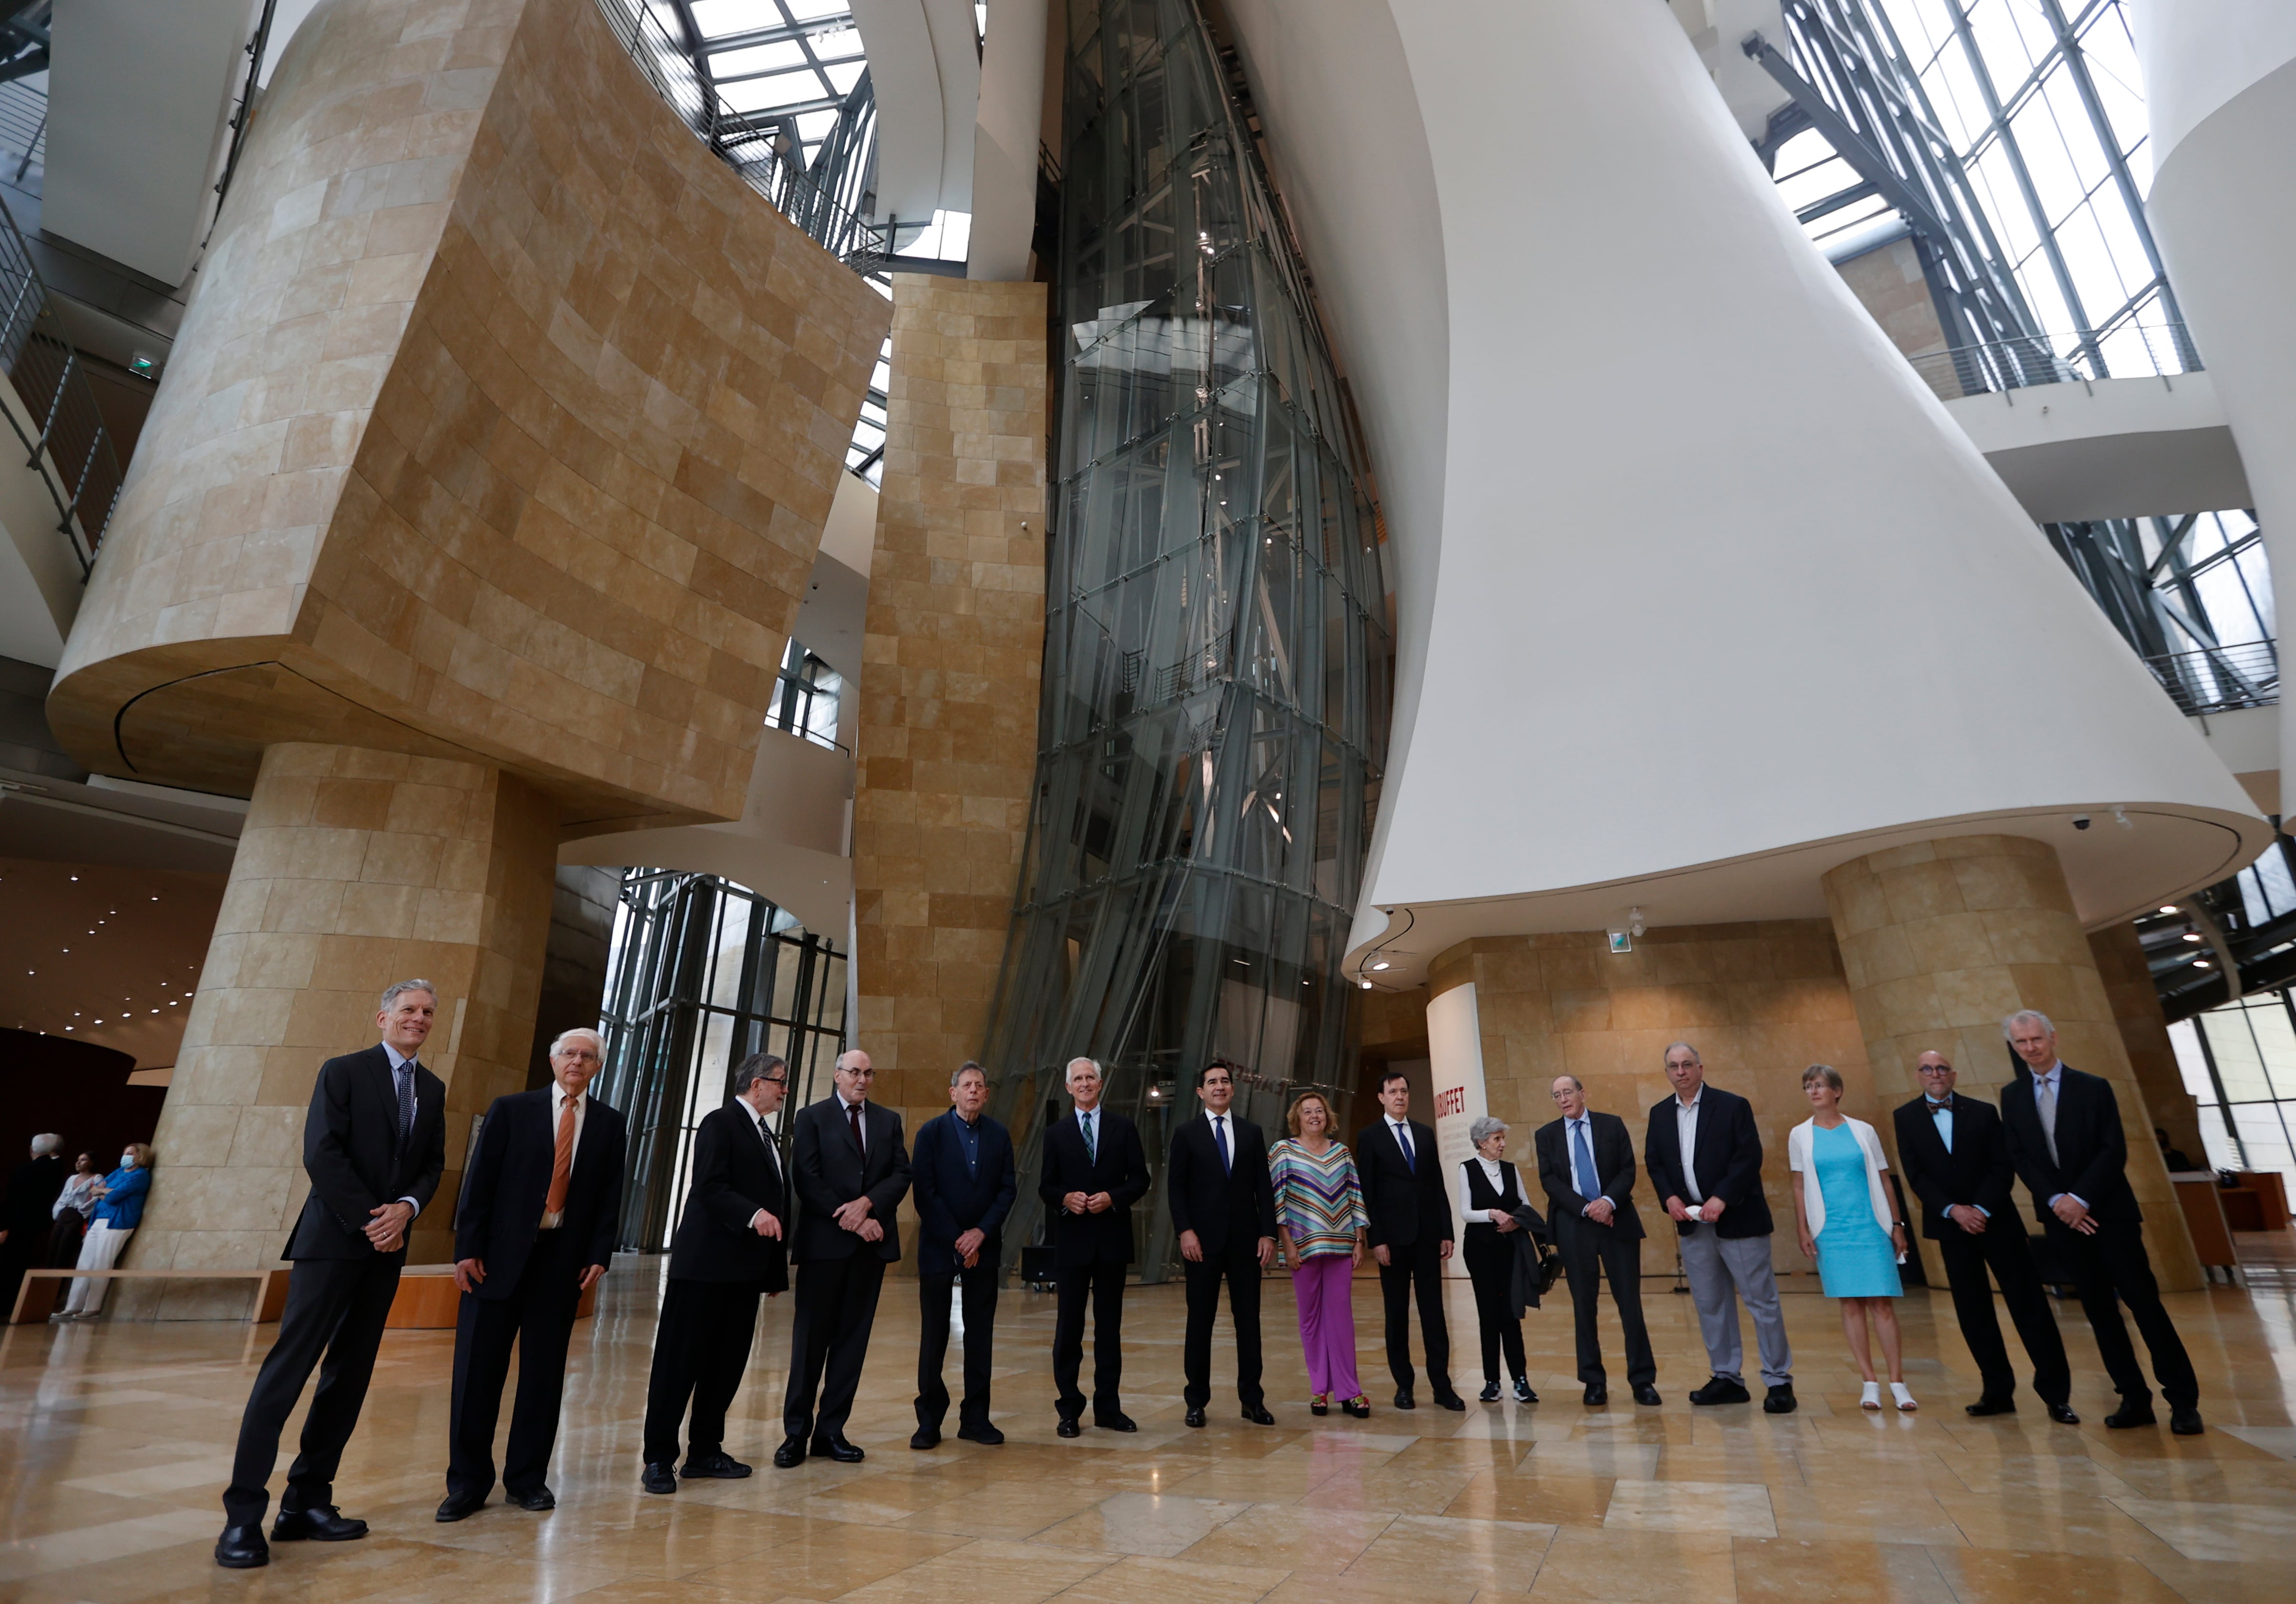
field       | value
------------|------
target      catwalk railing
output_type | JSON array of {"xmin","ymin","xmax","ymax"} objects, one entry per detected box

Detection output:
[
  {"xmin": 1905, "ymin": 319, "xmax": 2202, "ymax": 403},
  {"xmin": 2142, "ymin": 639, "xmax": 2277, "ymax": 719},
  {"xmin": 0, "ymin": 193, "xmax": 123, "ymax": 576}
]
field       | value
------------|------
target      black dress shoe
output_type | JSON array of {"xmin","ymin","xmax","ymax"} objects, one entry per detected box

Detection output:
[
  {"xmin": 1056, "ymin": 1416, "xmax": 1082, "ymax": 1438},
  {"xmin": 272, "ymin": 1503, "xmax": 368, "ymax": 1541},
  {"xmin": 2170, "ymin": 1405, "xmax": 2205, "ymax": 1436},
  {"xmin": 1241, "ymin": 1404, "xmax": 1275, "ymax": 1425},
  {"xmin": 1633, "ymin": 1384, "xmax": 1663, "ymax": 1407},
  {"xmin": 434, "ymin": 1490, "xmax": 487, "ymax": 1522},
  {"xmin": 1514, "ymin": 1378, "xmax": 1538, "ymax": 1404},
  {"xmin": 812, "ymin": 1435, "xmax": 866, "ymax": 1463},
  {"xmin": 642, "ymin": 1462, "xmax": 677, "ymax": 1494},
  {"xmin": 1478, "ymin": 1380, "xmax": 1501, "ymax": 1402},
  {"xmin": 505, "ymin": 1486, "xmax": 555, "ymax": 1512},
  {"xmin": 1432, "ymin": 1390, "xmax": 1468, "ymax": 1412},
  {"xmin": 2047, "ymin": 1402, "xmax": 2081, "ymax": 1425},
  {"xmin": 215, "ymin": 1524, "xmax": 269, "ymax": 1569},
  {"xmin": 682, "ymin": 1451, "xmax": 752, "ymax": 1478},
  {"xmin": 772, "ymin": 1436, "xmax": 808, "ymax": 1468},
  {"xmin": 1392, "ymin": 1389, "xmax": 1416, "ymax": 1410},
  {"xmin": 1185, "ymin": 1407, "xmax": 1207, "ymax": 1428},
  {"xmin": 2105, "ymin": 1400, "xmax": 2159, "ymax": 1430},
  {"xmin": 1688, "ymin": 1376, "xmax": 1751, "ymax": 1406},
  {"xmin": 1965, "ymin": 1398, "xmax": 2016, "ymax": 1417},
  {"xmin": 958, "ymin": 1420, "xmax": 1006, "ymax": 1445},
  {"xmin": 1583, "ymin": 1383, "xmax": 1609, "ymax": 1406},
  {"xmin": 1762, "ymin": 1383, "xmax": 1797, "ymax": 1415},
  {"xmin": 1093, "ymin": 1412, "xmax": 1137, "ymax": 1432},
  {"xmin": 910, "ymin": 1427, "xmax": 942, "ymax": 1450}
]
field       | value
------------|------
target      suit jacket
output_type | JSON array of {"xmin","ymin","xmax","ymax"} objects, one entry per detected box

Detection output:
[
  {"xmin": 1354, "ymin": 1117, "xmax": 1454, "ymax": 1250},
  {"xmin": 666, "ymin": 1101, "xmax": 789, "ymax": 1290},
  {"xmin": 454, "ymin": 1087, "xmax": 628, "ymax": 1296},
  {"xmin": 1166, "ymin": 1112, "xmax": 1278, "ymax": 1257},
  {"xmin": 1533, "ymin": 1111, "xmax": 1646, "ymax": 1246},
  {"xmin": 3, "ymin": 1154, "xmax": 65, "ymax": 1247},
  {"xmin": 911, "ymin": 1110, "xmax": 1017, "ymax": 1277},
  {"xmin": 1891, "ymin": 1091, "xmax": 2016, "ymax": 1240},
  {"xmin": 1643, "ymin": 1083, "xmax": 1774, "ymax": 1239},
  {"xmin": 789, "ymin": 1095, "xmax": 911, "ymax": 1263},
  {"xmin": 1037, "ymin": 1107, "xmax": 1150, "ymax": 1267},
  {"xmin": 2000, "ymin": 1064, "xmax": 2142, "ymax": 1226},
  {"xmin": 284, "ymin": 1044, "xmax": 448, "ymax": 1259}
]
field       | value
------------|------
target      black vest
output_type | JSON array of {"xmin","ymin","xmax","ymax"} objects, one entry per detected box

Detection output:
[{"xmin": 1462, "ymin": 1159, "xmax": 1522, "ymax": 1223}]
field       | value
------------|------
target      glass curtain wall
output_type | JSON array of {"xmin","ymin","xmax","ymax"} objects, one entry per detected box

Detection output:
[
  {"xmin": 977, "ymin": 0, "xmax": 1391, "ymax": 1277},
  {"xmin": 594, "ymin": 869, "xmax": 848, "ymax": 1250},
  {"xmin": 2170, "ymin": 995, "xmax": 2296, "ymax": 1193}
]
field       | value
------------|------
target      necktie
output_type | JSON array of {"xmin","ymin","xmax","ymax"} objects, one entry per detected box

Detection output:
[
  {"xmin": 2037, "ymin": 1075, "xmax": 2060, "ymax": 1166},
  {"xmin": 545, "ymin": 1094, "xmax": 577, "ymax": 1219},
  {"xmin": 1395, "ymin": 1121, "xmax": 1414, "ymax": 1172},
  {"xmin": 847, "ymin": 1098, "xmax": 865, "ymax": 1154},
  {"xmin": 1082, "ymin": 1112, "xmax": 1096, "ymax": 1163},
  {"xmin": 758, "ymin": 1114, "xmax": 780, "ymax": 1180},
  {"xmin": 1214, "ymin": 1114, "xmax": 1230, "ymax": 1175},
  {"xmin": 396, "ymin": 1062, "xmax": 415, "ymax": 1144},
  {"xmin": 1572, "ymin": 1121, "xmax": 1600, "ymax": 1202}
]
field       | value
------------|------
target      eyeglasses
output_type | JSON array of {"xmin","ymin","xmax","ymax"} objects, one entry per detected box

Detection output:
[
  {"xmin": 840, "ymin": 1066, "xmax": 876, "ymax": 1078},
  {"xmin": 761, "ymin": 1076, "xmax": 788, "ymax": 1087},
  {"xmin": 1917, "ymin": 1063, "xmax": 1954, "ymax": 1074},
  {"xmin": 1548, "ymin": 1090, "xmax": 1578, "ymax": 1101}
]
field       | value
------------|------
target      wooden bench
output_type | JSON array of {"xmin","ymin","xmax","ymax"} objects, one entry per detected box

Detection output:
[{"xmin": 11, "ymin": 1264, "xmax": 600, "ymax": 1327}]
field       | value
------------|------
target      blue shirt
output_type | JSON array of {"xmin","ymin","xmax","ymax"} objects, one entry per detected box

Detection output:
[
  {"xmin": 93, "ymin": 1165, "xmax": 150, "ymax": 1229},
  {"xmin": 952, "ymin": 1112, "xmax": 982, "ymax": 1173}
]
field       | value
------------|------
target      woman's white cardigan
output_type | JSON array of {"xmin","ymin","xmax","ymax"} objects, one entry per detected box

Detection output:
[{"xmin": 1786, "ymin": 1116, "xmax": 1893, "ymax": 1240}]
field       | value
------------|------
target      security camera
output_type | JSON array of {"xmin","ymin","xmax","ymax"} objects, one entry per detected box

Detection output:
[{"xmin": 2072, "ymin": 815, "xmax": 2092, "ymax": 830}]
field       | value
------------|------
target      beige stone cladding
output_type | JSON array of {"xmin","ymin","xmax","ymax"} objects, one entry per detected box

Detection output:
[
  {"xmin": 1821, "ymin": 834, "xmax": 2202, "ymax": 1289},
  {"xmin": 48, "ymin": 0, "xmax": 889, "ymax": 829},
  {"xmin": 852, "ymin": 275, "xmax": 1047, "ymax": 1122},
  {"xmin": 1426, "ymin": 922, "xmax": 1869, "ymax": 1277}
]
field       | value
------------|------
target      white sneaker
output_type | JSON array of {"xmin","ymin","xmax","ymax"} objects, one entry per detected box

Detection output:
[
  {"xmin": 1860, "ymin": 1381, "xmax": 1882, "ymax": 1411},
  {"xmin": 1891, "ymin": 1382, "xmax": 1917, "ymax": 1412}
]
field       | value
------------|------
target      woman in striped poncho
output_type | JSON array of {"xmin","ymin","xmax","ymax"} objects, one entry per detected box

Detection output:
[{"xmin": 1269, "ymin": 1093, "xmax": 1371, "ymax": 1417}]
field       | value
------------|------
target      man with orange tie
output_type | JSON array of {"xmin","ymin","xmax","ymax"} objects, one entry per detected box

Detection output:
[{"xmin": 437, "ymin": 1029, "xmax": 627, "ymax": 1521}]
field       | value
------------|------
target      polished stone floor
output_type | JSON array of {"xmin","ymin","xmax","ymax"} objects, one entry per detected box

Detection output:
[{"xmin": 4, "ymin": 1245, "xmax": 2294, "ymax": 1603}]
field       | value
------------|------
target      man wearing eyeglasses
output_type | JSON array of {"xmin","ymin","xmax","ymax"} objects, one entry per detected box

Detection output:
[
  {"xmin": 777, "ymin": 1049, "xmax": 910, "ymax": 1467},
  {"xmin": 1534, "ymin": 1075, "xmax": 1658, "ymax": 1407},
  {"xmin": 640, "ymin": 1052, "xmax": 792, "ymax": 1493}
]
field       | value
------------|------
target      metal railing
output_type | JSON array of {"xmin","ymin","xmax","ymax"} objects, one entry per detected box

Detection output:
[
  {"xmin": 0, "ymin": 193, "xmax": 123, "ymax": 576},
  {"xmin": 2142, "ymin": 639, "xmax": 2277, "ymax": 718},
  {"xmin": 589, "ymin": 0, "xmax": 886, "ymax": 269},
  {"xmin": 1906, "ymin": 319, "xmax": 2202, "ymax": 404},
  {"xmin": 0, "ymin": 77, "xmax": 43, "ymax": 183}
]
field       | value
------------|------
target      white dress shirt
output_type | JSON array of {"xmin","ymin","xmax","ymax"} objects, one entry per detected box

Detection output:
[
  {"xmin": 539, "ymin": 1080, "xmax": 588, "ymax": 1230},
  {"xmin": 747, "ymin": 1100, "xmax": 780, "ymax": 1232},
  {"xmin": 2032, "ymin": 1062, "xmax": 2083, "ymax": 1209},
  {"xmin": 1386, "ymin": 1115, "xmax": 1417, "ymax": 1168},
  {"xmin": 1205, "ymin": 1106, "xmax": 1235, "ymax": 1166},
  {"xmin": 382, "ymin": 1041, "xmax": 423, "ymax": 1214},
  {"xmin": 1466, "ymin": 1155, "xmax": 1509, "ymax": 1219},
  {"xmin": 1673, "ymin": 1089, "xmax": 1704, "ymax": 1204}
]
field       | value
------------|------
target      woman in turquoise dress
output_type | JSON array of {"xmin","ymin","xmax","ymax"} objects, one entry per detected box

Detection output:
[{"xmin": 1788, "ymin": 1064, "xmax": 1915, "ymax": 1412}]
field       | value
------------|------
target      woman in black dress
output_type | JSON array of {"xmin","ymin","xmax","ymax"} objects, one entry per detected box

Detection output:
[{"xmin": 1459, "ymin": 1115, "xmax": 1538, "ymax": 1403}]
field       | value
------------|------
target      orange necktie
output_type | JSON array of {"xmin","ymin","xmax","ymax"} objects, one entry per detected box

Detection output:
[{"xmin": 546, "ymin": 1095, "xmax": 577, "ymax": 1218}]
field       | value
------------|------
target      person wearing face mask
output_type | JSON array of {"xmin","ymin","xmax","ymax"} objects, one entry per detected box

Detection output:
[{"xmin": 57, "ymin": 1143, "xmax": 153, "ymax": 1318}]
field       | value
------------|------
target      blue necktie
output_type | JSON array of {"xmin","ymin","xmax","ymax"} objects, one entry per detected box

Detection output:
[
  {"xmin": 1572, "ymin": 1121, "xmax": 1600, "ymax": 1202},
  {"xmin": 1214, "ymin": 1115, "xmax": 1230, "ymax": 1175},
  {"xmin": 1395, "ymin": 1122, "xmax": 1414, "ymax": 1172},
  {"xmin": 1082, "ymin": 1112, "xmax": 1096, "ymax": 1163},
  {"xmin": 396, "ymin": 1062, "xmax": 415, "ymax": 1144}
]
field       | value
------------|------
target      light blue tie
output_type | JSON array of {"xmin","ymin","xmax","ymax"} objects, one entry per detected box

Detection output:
[
  {"xmin": 1572, "ymin": 1121, "xmax": 1600, "ymax": 1202},
  {"xmin": 1214, "ymin": 1115, "xmax": 1230, "ymax": 1175}
]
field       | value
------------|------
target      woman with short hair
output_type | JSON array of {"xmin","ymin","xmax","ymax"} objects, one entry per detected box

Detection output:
[
  {"xmin": 1789, "ymin": 1065, "xmax": 1914, "ymax": 1411},
  {"xmin": 1269, "ymin": 1092, "xmax": 1371, "ymax": 1417},
  {"xmin": 1460, "ymin": 1115, "xmax": 1538, "ymax": 1404},
  {"xmin": 60, "ymin": 1143, "xmax": 154, "ymax": 1319}
]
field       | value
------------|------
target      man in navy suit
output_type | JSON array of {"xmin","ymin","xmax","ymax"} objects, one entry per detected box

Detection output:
[
  {"xmin": 1168, "ymin": 1060, "xmax": 1279, "ymax": 1428},
  {"xmin": 438, "ymin": 1029, "xmax": 628, "ymax": 1521},
  {"xmin": 218, "ymin": 980, "xmax": 448, "ymax": 1569},
  {"xmin": 909, "ymin": 1060, "xmax": 1017, "ymax": 1449},
  {"xmin": 1038, "ymin": 1056, "xmax": 1150, "ymax": 1435},
  {"xmin": 1355, "ymin": 1072, "xmax": 1464, "ymax": 1410}
]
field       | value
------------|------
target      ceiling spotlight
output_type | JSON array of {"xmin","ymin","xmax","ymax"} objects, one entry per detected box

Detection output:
[
  {"xmin": 2194, "ymin": 959, "xmax": 2214, "ymax": 969},
  {"xmin": 2159, "ymin": 905, "xmax": 2178, "ymax": 914},
  {"xmin": 1359, "ymin": 980, "xmax": 1373, "ymax": 990},
  {"xmin": 2182, "ymin": 933, "xmax": 2203, "ymax": 943},
  {"xmin": 1630, "ymin": 906, "xmax": 1647, "ymax": 939},
  {"xmin": 1371, "ymin": 960, "xmax": 1390, "ymax": 971}
]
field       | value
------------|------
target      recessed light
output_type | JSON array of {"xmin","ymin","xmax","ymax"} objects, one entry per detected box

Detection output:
[
  {"xmin": 2159, "ymin": 905, "xmax": 2178, "ymax": 914},
  {"xmin": 2182, "ymin": 933, "xmax": 2203, "ymax": 943},
  {"xmin": 1371, "ymin": 961, "xmax": 1390, "ymax": 971}
]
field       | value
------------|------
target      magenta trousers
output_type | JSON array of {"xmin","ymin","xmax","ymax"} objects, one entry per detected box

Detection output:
[{"xmin": 1291, "ymin": 1252, "xmax": 1363, "ymax": 1398}]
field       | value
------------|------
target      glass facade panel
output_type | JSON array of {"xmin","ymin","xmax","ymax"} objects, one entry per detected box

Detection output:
[{"xmin": 2170, "ymin": 997, "xmax": 2296, "ymax": 1193}]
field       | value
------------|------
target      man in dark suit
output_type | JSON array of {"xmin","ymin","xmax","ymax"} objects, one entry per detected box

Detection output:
[
  {"xmin": 1646, "ymin": 1042, "xmax": 1794, "ymax": 1413},
  {"xmin": 1168, "ymin": 1060, "xmax": 1280, "ymax": 1428},
  {"xmin": 1, "ymin": 1133, "xmax": 66, "ymax": 1318},
  {"xmin": 640, "ymin": 1051, "xmax": 790, "ymax": 1493},
  {"xmin": 910, "ymin": 1060, "xmax": 1017, "ymax": 1450},
  {"xmin": 1893, "ymin": 1050, "xmax": 2076, "ymax": 1422},
  {"xmin": 1355, "ymin": 1071, "xmax": 1464, "ymax": 1410},
  {"xmin": 777, "ymin": 1048, "xmax": 911, "ymax": 1467},
  {"xmin": 217, "ymin": 980, "xmax": 448, "ymax": 1569},
  {"xmin": 438, "ymin": 1028, "xmax": 628, "ymax": 1520},
  {"xmin": 1039, "ymin": 1055, "xmax": 1151, "ymax": 1436},
  {"xmin": 1535, "ymin": 1076, "xmax": 1658, "ymax": 1407},
  {"xmin": 2000, "ymin": 1010, "xmax": 2201, "ymax": 1434}
]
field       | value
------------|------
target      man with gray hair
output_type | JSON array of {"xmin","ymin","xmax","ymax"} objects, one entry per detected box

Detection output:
[
  {"xmin": 219, "ymin": 980, "xmax": 448, "ymax": 1568},
  {"xmin": 2, "ymin": 1133, "xmax": 68, "ymax": 1317},
  {"xmin": 1037, "ymin": 1056, "xmax": 1151, "ymax": 1435}
]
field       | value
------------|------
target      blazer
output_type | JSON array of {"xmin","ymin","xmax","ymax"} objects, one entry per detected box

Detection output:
[
  {"xmin": 666, "ymin": 1101, "xmax": 789, "ymax": 1291},
  {"xmin": 1354, "ymin": 1117, "xmax": 1454, "ymax": 1250},
  {"xmin": 1532, "ymin": 1111, "xmax": 1647, "ymax": 1245},
  {"xmin": 1891, "ymin": 1092, "xmax": 2016, "ymax": 1240},
  {"xmin": 3, "ymin": 1154, "xmax": 65, "ymax": 1244},
  {"xmin": 789, "ymin": 1095, "xmax": 911, "ymax": 1264},
  {"xmin": 454, "ymin": 1088, "xmax": 628, "ymax": 1296},
  {"xmin": 2000, "ymin": 1064, "xmax": 2142, "ymax": 1226},
  {"xmin": 1167, "ymin": 1112, "xmax": 1278, "ymax": 1257},
  {"xmin": 911, "ymin": 1110, "xmax": 1018, "ymax": 1277},
  {"xmin": 1037, "ymin": 1106, "xmax": 1151, "ymax": 1267},
  {"xmin": 284, "ymin": 1044, "xmax": 448, "ymax": 1260},
  {"xmin": 1643, "ymin": 1083, "xmax": 1774, "ymax": 1239}
]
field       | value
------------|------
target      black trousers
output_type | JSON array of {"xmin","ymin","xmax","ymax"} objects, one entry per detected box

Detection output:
[
  {"xmin": 642, "ymin": 1277, "xmax": 762, "ymax": 1466},
  {"xmin": 1378, "ymin": 1235, "xmax": 1452, "ymax": 1394},
  {"xmin": 1936, "ymin": 1224, "xmax": 2069, "ymax": 1405},
  {"xmin": 1462, "ymin": 1231, "xmax": 1525, "ymax": 1384},
  {"xmin": 1557, "ymin": 1226, "xmax": 1656, "ymax": 1387},
  {"xmin": 782, "ymin": 1252, "xmax": 885, "ymax": 1441},
  {"xmin": 916, "ymin": 1260, "xmax": 997, "ymax": 1430},
  {"xmin": 1181, "ymin": 1238, "xmax": 1264, "ymax": 1410},
  {"xmin": 447, "ymin": 1230, "xmax": 584, "ymax": 1498},
  {"xmin": 1052, "ymin": 1260, "xmax": 1127, "ymax": 1420},
  {"xmin": 224, "ymin": 1253, "xmax": 404, "ymax": 1526},
  {"xmin": 2047, "ymin": 1217, "xmax": 2198, "ymax": 1408}
]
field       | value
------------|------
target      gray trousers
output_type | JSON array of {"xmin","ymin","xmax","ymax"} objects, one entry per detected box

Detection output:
[{"xmin": 1678, "ymin": 1224, "xmax": 1792, "ymax": 1387}]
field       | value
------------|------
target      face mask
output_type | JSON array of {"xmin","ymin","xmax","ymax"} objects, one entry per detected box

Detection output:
[{"xmin": 119, "ymin": 1155, "xmax": 136, "ymax": 1169}]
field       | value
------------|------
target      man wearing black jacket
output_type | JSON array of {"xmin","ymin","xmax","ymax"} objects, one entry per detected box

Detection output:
[
  {"xmin": 1168, "ymin": 1060, "xmax": 1279, "ymax": 1427},
  {"xmin": 1038, "ymin": 1056, "xmax": 1150, "ymax": 1436},
  {"xmin": 1535, "ymin": 1076, "xmax": 1658, "ymax": 1406},
  {"xmin": 1, "ymin": 1133, "xmax": 66, "ymax": 1318},
  {"xmin": 777, "ymin": 1049, "xmax": 911, "ymax": 1467},
  {"xmin": 2000, "ymin": 1011, "xmax": 2200, "ymax": 1434},
  {"xmin": 909, "ymin": 1061, "xmax": 1017, "ymax": 1449},
  {"xmin": 218, "ymin": 980, "xmax": 448, "ymax": 1570},
  {"xmin": 1645, "ymin": 1042, "xmax": 1794, "ymax": 1413},
  {"xmin": 640, "ymin": 1052, "xmax": 791, "ymax": 1492},
  {"xmin": 1355, "ymin": 1071, "xmax": 1463, "ymax": 1410},
  {"xmin": 438, "ymin": 1029, "xmax": 628, "ymax": 1521},
  {"xmin": 1893, "ymin": 1051, "xmax": 2075, "ymax": 1422}
]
